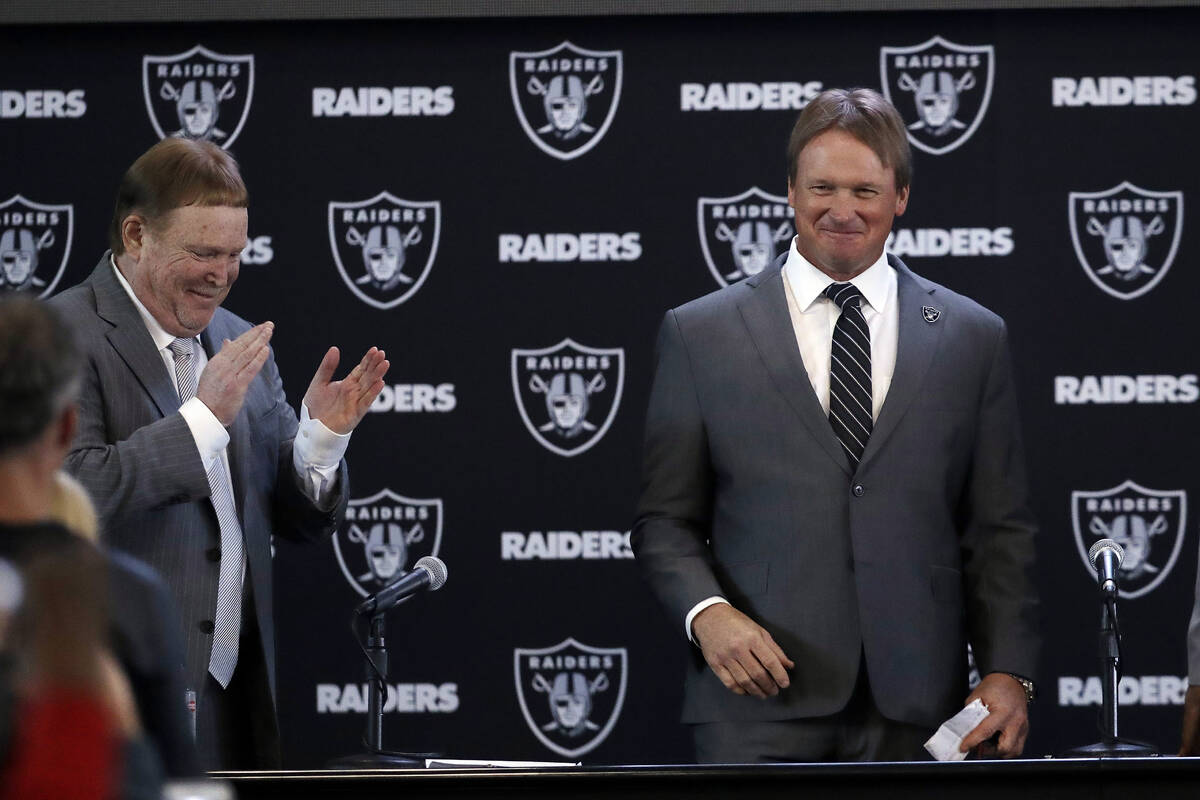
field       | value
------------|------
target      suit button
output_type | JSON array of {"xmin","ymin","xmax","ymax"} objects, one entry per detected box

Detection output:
[
  {"xmin": 852, "ymin": 484, "xmax": 866, "ymax": 497},
  {"xmin": 206, "ymin": 547, "xmax": 222, "ymax": 562},
  {"xmin": 199, "ymin": 620, "xmax": 215, "ymax": 634}
]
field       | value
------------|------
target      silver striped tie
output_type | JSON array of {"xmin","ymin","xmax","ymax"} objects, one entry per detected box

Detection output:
[{"xmin": 170, "ymin": 337, "xmax": 243, "ymax": 688}]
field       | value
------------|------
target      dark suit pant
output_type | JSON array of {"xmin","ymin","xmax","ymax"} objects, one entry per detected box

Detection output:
[
  {"xmin": 196, "ymin": 585, "xmax": 281, "ymax": 771},
  {"xmin": 691, "ymin": 662, "xmax": 932, "ymax": 763}
]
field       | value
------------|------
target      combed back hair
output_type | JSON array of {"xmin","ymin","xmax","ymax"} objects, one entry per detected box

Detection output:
[
  {"xmin": 0, "ymin": 295, "xmax": 82, "ymax": 457},
  {"xmin": 108, "ymin": 136, "xmax": 248, "ymax": 255},
  {"xmin": 786, "ymin": 88, "xmax": 912, "ymax": 191}
]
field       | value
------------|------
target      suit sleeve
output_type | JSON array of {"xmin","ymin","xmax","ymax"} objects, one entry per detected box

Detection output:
[
  {"xmin": 958, "ymin": 320, "xmax": 1041, "ymax": 682},
  {"xmin": 259, "ymin": 349, "xmax": 349, "ymax": 543},
  {"xmin": 631, "ymin": 310, "xmax": 724, "ymax": 633},
  {"xmin": 64, "ymin": 351, "xmax": 210, "ymax": 528}
]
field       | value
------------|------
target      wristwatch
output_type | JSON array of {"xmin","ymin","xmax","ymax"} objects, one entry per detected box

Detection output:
[{"xmin": 1005, "ymin": 673, "xmax": 1036, "ymax": 704}]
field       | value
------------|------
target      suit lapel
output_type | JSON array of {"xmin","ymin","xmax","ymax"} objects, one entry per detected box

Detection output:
[
  {"xmin": 736, "ymin": 256, "xmax": 852, "ymax": 476},
  {"xmin": 859, "ymin": 255, "xmax": 944, "ymax": 470},
  {"xmin": 91, "ymin": 255, "xmax": 181, "ymax": 418}
]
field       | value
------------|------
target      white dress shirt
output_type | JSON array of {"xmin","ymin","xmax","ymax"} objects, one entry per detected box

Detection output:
[
  {"xmin": 110, "ymin": 257, "xmax": 348, "ymax": 505},
  {"xmin": 684, "ymin": 239, "xmax": 900, "ymax": 642}
]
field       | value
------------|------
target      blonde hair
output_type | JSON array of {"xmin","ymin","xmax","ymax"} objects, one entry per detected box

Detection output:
[{"xmin": 49, "ymin": 471, "xmax": 99, "ymax": 544}]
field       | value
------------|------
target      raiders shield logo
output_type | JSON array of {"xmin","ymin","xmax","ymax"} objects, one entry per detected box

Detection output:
[
  {"xmin": 511, "ymin": 339, "xmax": 625, "ymax": 458},
  {"xmin": 1068, "ymin": 182, "xmax": 1183, "ymax": 300},
  {"xmin": 509, "ymin": 41, "xmax": 623, "ymax": 161},
  {"xmin": 1071, "ymin": 480, "xmax": 1186, "ymax": 599},
  {"xmin": 513, "ymin": 638, "xmax": 628, "ymax": 759},
  {"xmin": 332, "ymin": 489, "xmax": 443, "ymax": 600},
  {"xmin": 328, "ymin": 191, "xmax": 441, "ymax": 310},
  {"xmin": 880, "ymin": 35, "xmax": 995, "ymax": 155},
  {"xmin": 0, "ymin": 195, "xmax": 72, "ymax": 298},
  {"xmin": 142, "ymin": 44, "xmax": 254, "ymax": 148},
  {"xmin": 697, "ymin": 187, "xmax": 793, "ymax": 288}
]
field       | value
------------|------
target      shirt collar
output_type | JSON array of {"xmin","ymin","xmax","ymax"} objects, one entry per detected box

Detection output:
[
  {"xmin": 782, "ymin": 237, "xmax": 892, "ymax": 314},
  {"xmin": 109, "ymin": 254, "xmax": 195, "ymax": 352}
]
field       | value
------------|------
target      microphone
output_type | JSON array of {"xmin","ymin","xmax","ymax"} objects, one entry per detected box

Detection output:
[
  {"xmin": 355, "ymin": 556, "xmax": 448, "ymax": 616},
  {"xmin": 1088, "ymin": 539, "xmax": 1124, "ymax": 597}
]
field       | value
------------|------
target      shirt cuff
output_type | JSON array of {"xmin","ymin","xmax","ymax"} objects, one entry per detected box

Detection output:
[
  {"xmin": 292, "ymin": 403, "xmax": 349, "ymax": 504},
  {"xmin": 294, "ymin": 402, "xmax": 350, "ymax": 467},
  {"xmin": 179, "ymin": 397, "xmax": 230, "ymax": 470},
  {"xmin": 685, "ymin": 596, "xmax": 730, "ymax": 645}
]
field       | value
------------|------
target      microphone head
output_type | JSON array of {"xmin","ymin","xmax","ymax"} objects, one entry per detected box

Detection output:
[
  {"xmin": 1088, "ymin": 538, "xmax": 1125, "ymax": 569},
  {"xmin": 414, "ymin": 555, "xmax": 448, "ymax": 591}
]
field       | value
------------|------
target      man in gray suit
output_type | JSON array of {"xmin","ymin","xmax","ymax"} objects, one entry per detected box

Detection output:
[
  {"xmin": 632, "ymin": 88, "xmax": 1039, "ymax": 762},
  {"xmin": 51, "ymin": 137, "xmax": 389, "ymax": 769}
]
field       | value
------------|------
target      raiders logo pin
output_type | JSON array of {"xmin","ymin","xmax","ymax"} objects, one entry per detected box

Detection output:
[{"xmin": 922, "ymin": 305, "xmax": 941, "ymax": 323}]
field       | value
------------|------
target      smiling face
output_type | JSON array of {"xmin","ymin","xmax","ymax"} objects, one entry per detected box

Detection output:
[
  {"xmin": 123, "ymin": 205, "xmax": 247, "ymax": 337},
  {"xmin": 787, "ymin": 128, "xmax": 908, "ymax": 280}
]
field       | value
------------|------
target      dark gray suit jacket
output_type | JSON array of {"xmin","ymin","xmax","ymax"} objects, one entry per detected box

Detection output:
[
  {"xmin": 51, "ymin": 254, "xmax": 349, "ymax": 730},
  {"xmin": 632, "ymin": 253, "xmax": 1039, "ymax": 728}
]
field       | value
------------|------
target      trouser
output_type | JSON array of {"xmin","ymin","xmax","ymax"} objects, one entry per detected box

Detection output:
[
  {"xmin": 691, "ymin": 657, "xmax": 932, "ymax": 763},
  {"xmin": 195, "ymin": 584, "xmax": 280, "ymax": 771}
]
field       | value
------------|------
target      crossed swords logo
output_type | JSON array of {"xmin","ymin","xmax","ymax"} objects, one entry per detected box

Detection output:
[
  {"xmin": 344, "ymin": 224, "xmax": 421, "ymax": 286},
  {"xmin": 530, "ymin": 671, "xmax": 609, "ymax": 733},
  {"xmin": 346, "ymin": 522, "xmax": 425, "ymax": 584},
  {"xmin": 1088, "ymin": 513, "xmax": 1168, "ymax": 576},
  {"xmin": 158, "ymin": 79, "xmax": 236, "ymax": 139},
  {"xmin": 525, "ymin": 74, "xmax": 604, "ymax": 135},
  {"xmin": 527, "ymin": 372, "xmax": 606, "ymax": 433}
]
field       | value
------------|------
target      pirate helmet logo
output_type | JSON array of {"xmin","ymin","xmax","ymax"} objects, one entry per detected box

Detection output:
[
  {"xmin": 1071, "ymin": 480, "xmax": 1186, "ymax": 599},
  {"xmin": 511, "ymin": 339, "xmax": 625, "ymax": 458},
  {"xmin": 697, "ymin": 187, "xmax": 793, "ymax": 288},
  {"xmin": 0, "ymin": 195, "xmax": 73, "ymax": 298},
  {"xmin": 328, "ymin": 191, "xmax": 441, "ymax": 310},
  {"xmin": 142, "ymin": 44, "xmax": 254, "ymax": 148},
  {"xmin": 332, "ymin": 489, "xmax": 443, "ymax": 600},
  {"xmin": 513, "ymin": 638, "xmax": 628, "ymax": 758},
  {"xmin": 880, "ymin": 35, "xmax": 995, "ymax": 155},
  {"xmin": 509, "ymin": 41, "xmax": 623, "ymax": 161},
  {"xmin": 1068, "ymin": 182, "xmax": 1183, "ymax": 300}
]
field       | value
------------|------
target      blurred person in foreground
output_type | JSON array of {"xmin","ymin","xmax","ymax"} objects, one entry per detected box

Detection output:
[{"xmin": 0, "ymin": 294, "xmax": 161, "ymax": 798}]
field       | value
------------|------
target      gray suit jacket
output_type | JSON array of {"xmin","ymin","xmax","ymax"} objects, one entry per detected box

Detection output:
[
  {"xmin": 51, "ymin": 254, "xmax": 349, "ymax": 721},
  {"xmin": 631, "ymin": 253, "xmax": 1039, "ymax": 728}
]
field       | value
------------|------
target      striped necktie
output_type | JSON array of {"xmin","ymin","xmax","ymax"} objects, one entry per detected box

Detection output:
[
  {"xmin": 170, "ymin": 337, "xmax": 243, "ymax": 688},
  {"xmin": 824, "ymin": 283, "xmax": 872, "ymax": 469}
]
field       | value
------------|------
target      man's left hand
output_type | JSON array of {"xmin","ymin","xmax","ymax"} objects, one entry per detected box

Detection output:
[
  {"xmin": 303, "ymin": 346, "xmax": 390, "ymax": 434},
  {"xmin": 959, "ymin": 672, "xmax": 1029, "ymax": 758}
]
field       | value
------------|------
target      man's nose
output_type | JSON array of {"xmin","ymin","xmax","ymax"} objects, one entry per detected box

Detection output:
[{"xmin": 827, "ymin": 193, "xmax": 858, "ymax": 220}]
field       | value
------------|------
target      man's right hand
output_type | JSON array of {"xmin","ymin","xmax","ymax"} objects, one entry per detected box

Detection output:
[
  {"xmin": 196, "ymin": 321, "xmax": 274, "ymax": 426},
  {"xmin": 692, "ymin": 603, "xmax": 794, "ymax": 698}
]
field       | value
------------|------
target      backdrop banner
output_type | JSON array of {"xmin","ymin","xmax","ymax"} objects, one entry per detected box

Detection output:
[{"xmin": 2, "ymin": 6, "xmax": 1196, "ymax": 764}]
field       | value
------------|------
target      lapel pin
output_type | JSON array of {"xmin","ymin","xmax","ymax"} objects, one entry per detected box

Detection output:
[{"xmin": 921, "ymin": 306, "xmax": 941, "ymax": 323}]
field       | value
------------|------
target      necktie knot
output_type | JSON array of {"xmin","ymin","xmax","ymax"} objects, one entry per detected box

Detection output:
[
  {"xmin": 824, "ymin": 282, "xmax": 864, "ymax": 311},
  {"xmin": 169, "ymin": 337, "xmax": 196, "ymax": 360}
]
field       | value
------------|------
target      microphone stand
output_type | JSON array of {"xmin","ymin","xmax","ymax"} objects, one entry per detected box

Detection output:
[
  {"xmin": 327, "ymin": 612, "xmax": 437, "ymax": 768},
  {"xmin": 1062, "ymin": 590, "xmax": 1157, "ymax": 757}
]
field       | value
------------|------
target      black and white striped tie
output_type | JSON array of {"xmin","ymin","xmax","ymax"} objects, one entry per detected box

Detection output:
[
  {"xmin": 824, "ymin": 283, "xmax": 872, "ymax": 469},
  {"xmin": 170, "ymin": 337, "xmax": 243, "ymax": 688}
]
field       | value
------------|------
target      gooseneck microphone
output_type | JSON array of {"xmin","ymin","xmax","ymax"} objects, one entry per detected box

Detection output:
[
  {"xmin": 1088, "ymin": 539, "xmax": 1125, "ymax": 597},
  {"xmin": 354, "ymin": 556, "xmax": 448, "ymax": 616}
]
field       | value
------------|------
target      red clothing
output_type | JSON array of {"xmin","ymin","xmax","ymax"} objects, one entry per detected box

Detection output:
[{"xmin": 3, "ymin": 689, "xmax": 118, "ymax": 800}]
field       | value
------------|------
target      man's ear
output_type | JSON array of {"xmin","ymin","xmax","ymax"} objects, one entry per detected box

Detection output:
[
  {"xmin": 52, "ymin": 404, "xmax": 78, "ymax": 452},
  {"xmin": 121, "ymin": 215, "xmax": 148, "ymax": 258}
]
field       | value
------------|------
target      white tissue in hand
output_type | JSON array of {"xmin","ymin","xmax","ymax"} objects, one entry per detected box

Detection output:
[{"xmin": 924, "ymin": 698, "xmax": 990, "ymax": 761}]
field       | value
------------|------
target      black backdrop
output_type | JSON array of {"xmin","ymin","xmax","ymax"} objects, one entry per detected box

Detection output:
[{"xmin": 2, "ymin": 4, "xmax": 1198, "ymax": 765}]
